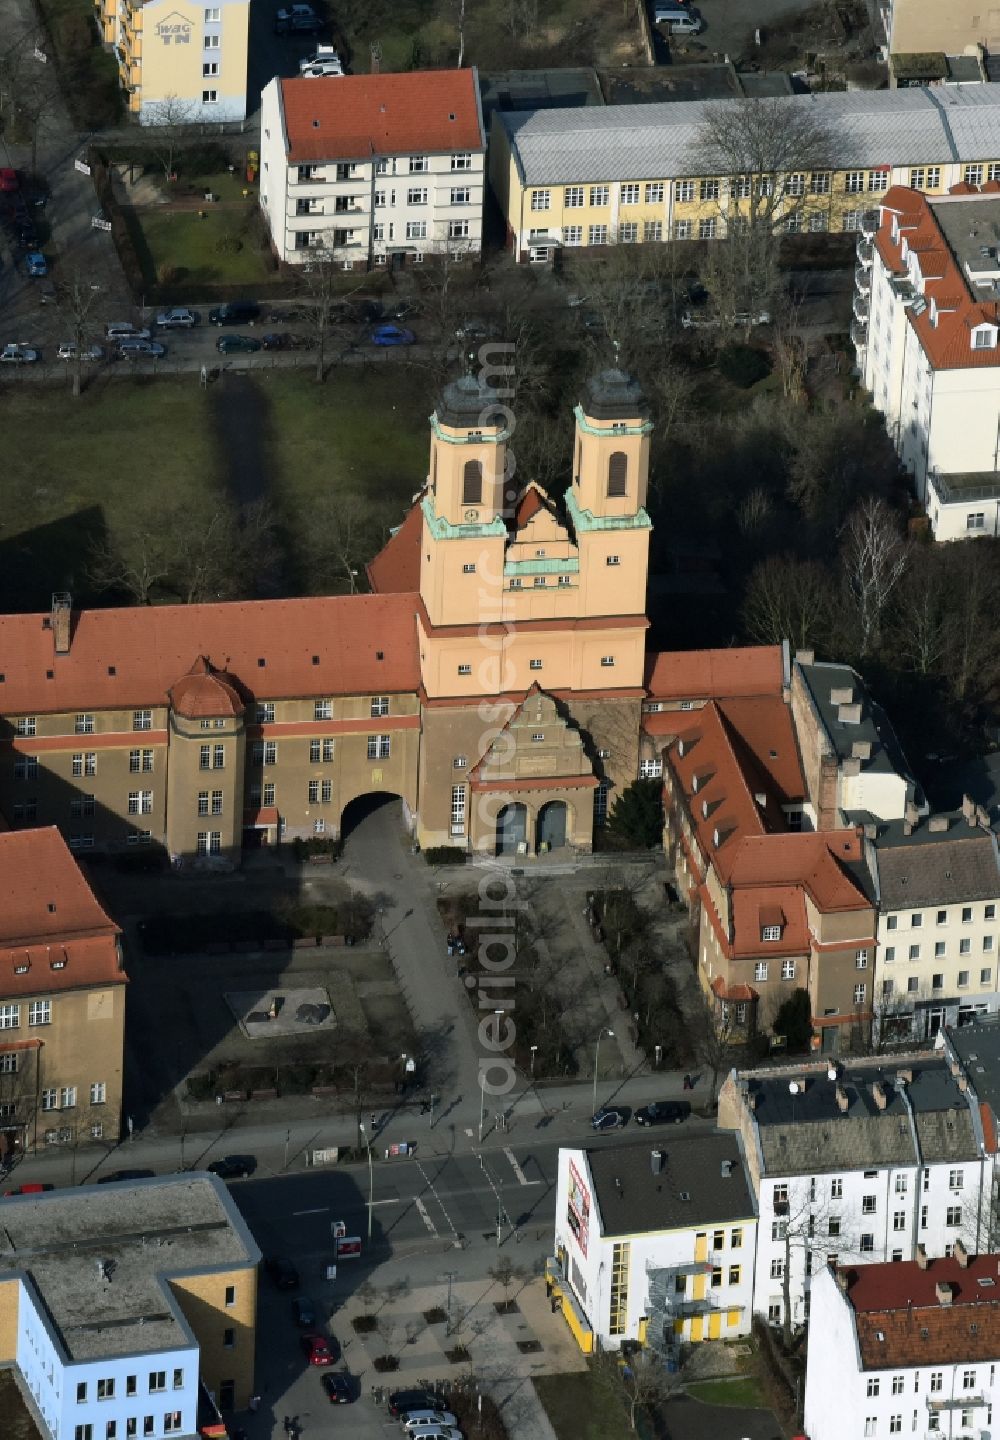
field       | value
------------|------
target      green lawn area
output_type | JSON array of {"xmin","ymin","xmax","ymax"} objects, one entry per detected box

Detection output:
[
  {"xmin": 0, "ymin": 366, "xmax": 432, "ymax": 612},
  {"xmin": 131, "ymin": 206, "xmax": 274, "ymax": 289},
  {"xmin": 686, "ymin": 1376, "xmax": 768, "ymax": 1408},
  {"xmin": 534, "ymin": 1371, "xmax": 634, "ymax": 1440}
]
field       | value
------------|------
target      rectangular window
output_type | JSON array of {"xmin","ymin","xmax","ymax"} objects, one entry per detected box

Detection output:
[
  {"xmin": 947, "ymin": 1205, "xmax": 962, "ymax": 1226},
  {"xmin": 132, "ymin": 710, "xmax": 152, "ymax": 731},
  {"xmin": 843, "ymin": 210, "xmax": 863, "ymax": 232},
  {"xmin": 698, "ymin": 217, "xmax": 717, "ymax": 239},
  {"xmin": 674, "ymin": 180, "xmax": 694, "ymax": 203},
  {"xmin": 865, "ymin": 1420, "xmax": 876, "ymax": 1437},
  {"xmin": 91, "ymin": 1081, "xmax": 106, "ymax": 1104},
  {"xmin": 754, "ymin": 961, "xmax": 768, "ymax": 981},
  {"xmin": 909, "ymin": 945, "xmax": 920, "ymax": 961},
  {"xmin": 644, "ymin": 220, "xmax": 663, "ymax": 241},
  {"xmin": 530, "ymin": 190, "xmax": 550, "ymax": 211},
  {"xmin": 41, "ymin": 1088, "xmax": 57, "ymax": 1111},
  {"xmin": 811, "ymin": 172, "xmax": 831, "ymax": 194},
  {"xmin": 149, "ymin": 1373, "xmax": 166, "ymax": 1394},
  {"xmin": 856, "ymin": 949, "xmax": 868, "ymax": 967},
  {"xmin": 406, "ymin": 187, "xmax": 427, "ymax": 206},
  {"xmin": 728, "ymin": 1264, "xmax": 741, "ymax": 1285},
  {"xmin": 405, "ymin": 221, "xmax": 427, "ymax": 241},
  {"xmin": 367, "ymin": 735, "xmax": 390, "ymax": 760},
  {"xmin": 451, "ymin": 153, "xmax": 472, "ymax": 170},
  {"xmin": 371, "ymin": 695, "xmax": 389, "ymax": 717},
  {"xmin": 700, "ymin": 179, "xmax": 720, "ymax": 201},
  {"xmin": 949, "ymin": 1169, "xmax": 964, "ymax": 1189},
  {"xmin": 868, "ymin": 1379, "xmax": 880, "ymax": 1397},
  {"xmin": 618, "ymin": 222, "xmax": 638, "ymax": 243},
  {"xmin": 314, "ymin": 699, "xmax": 332, "ymax": 720},
  {"xmin": 15, "ymin": 717, "xmax": 36, "ymax": 737},
  {"xmin": 781, "ymin": 959, "xmax": 795, "ymax": 980},
  {"xmin": 127, "ymin": 791, "xmax": 153, "ymax": 816},
  {"xmin": 588, "ymin": 225, "xmax": 608, "ymax": 245},
  {"xmin": 562, "ymin": 225, "xmax": 583, "ymax": 245},
  {"xmin": 862, "ymin": 1195, "xmax": 876, "ymax": 1214},
  {"xmin": 982, "ymin": 967, "xmax": 993, "ymax": 985},
  {"xmin": 76, "ymin": 1428, "xmax": 93, "ymax": 1440},
  {"xmin": 620, "ymin": 183, "xmax": 639, "ymax": 205},
  {"xmin": 769, "ymin": 1258, "xmax": 783, "ymax": 1279},
  {"xmin": 199, "ymin": 744, "xmax": 211, "ymax": 770},
  {"xmin": 97, "ymin": 1379, "xmax": 115, "ymax": 1400},
  {"xmin": 164, "ymin": 1418, "xmax": 182, "ymax": 1436},
  {"xmin": 29, "ymin": 1001, "xmax": 51, "ymax": 1026},
  {"xmin": 223, "ymin": 1327, "xmax": 235, "ymax": 1348},
  {"xmin": 75, "ymin": 714, "xmax": 95, "ymax": 734},
  {"xmin": 589, "ymin": 185, "xmax": 609, "ymax": 206},
  {"xmin": 0, "ymin": 1003, "xmax": 22, "ymax": 1030},
  {"xmin": 198, "ymin": 792, "xmax": 210, "ymax": 817},
  {"xmin": 211, "ymin": 790, "xmax": 223, "ymax": 816},
  {"xmin": 13, "ymin": 757, "xmax": 37, "ymax": 780},
  {"xmin": 257, "ymin": 702, "xmax": 274, "ymax": 723},
  {"xmin": 645, "ymin": 182, "xmax": 664, "ymax": 203},
  {"xmin": 564, "ymin": 186, "xmax": 584, "ymax": 207},
  {"xmin": 854, "ymin": 983, "xmax": 866, "ymax": 1003},
  {"xmin": 868, "ymin": 170, "xmax": 888, "ymax": 192},
  {"xmin": 893, "ymin": 1210, "xmax": 905, "ymax": 1231},
  {"xmin": 674, "ymin": 220, "xmax": 692, "ymax": 239},
  {"xmin": 450, "ymin": 187, "xmax": 470, "ymax": 205},
  {"xmin": 845, "ymin": 171, "xmax": 865, "ymax": 193}
]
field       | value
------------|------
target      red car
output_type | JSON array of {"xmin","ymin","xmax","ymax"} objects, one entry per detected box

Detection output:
[
  {"xmin": 3, "ymin": 1183, "xmax": 53, "ymax": 1196},
  {"xmin": 301, "ymin": 1333, "xmax": 337, "ymax": 1366},
  {"xmin": 0, "ymin": 169, "xmax": 18, "ymax": 193}
]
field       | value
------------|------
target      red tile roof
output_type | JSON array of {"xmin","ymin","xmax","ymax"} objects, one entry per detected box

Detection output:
[
  {"xmin": 877, "ymin": 186, "xmax": 1000, "ymax": 370},
  {"xmin": 168, "ymin": 656, "xmax": 244, "ymax": 719},
  {"xmin": 0, "ymin": 828, "xmax": 123, "ymax": 994},
  {"xmin": 0, "ymin": 595, "xmax": 422, "ymax": 715},
  {"xmin": 842, "ymin": 1254, "xmax": 1000, "ymax": 1367},
  {"xmin": 366, "ymin": 502, "xmax": 424, "ymax": 595},
  {"xmin": 278, "ymin": 70, "xmax": 484, "ymax": 164},
  {"xmin": 644, "ymin": 646, "xmax": 783, "ymax": 701}
]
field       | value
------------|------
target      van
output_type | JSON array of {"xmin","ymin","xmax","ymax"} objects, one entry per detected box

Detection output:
[
  {"xmin": 653, "ymin": 2, "xmax": 702, "ymax": 30},
  {"xmin": 668, "ymin": 13, "xmax": 702, "ymax": 31},
  {"xmin": 208, "ymin": 300, "xmax": 261, "ymax": 326},
  {"xmin": 105, "ymin": 322, "xmax": 150, "ymax": 341}
]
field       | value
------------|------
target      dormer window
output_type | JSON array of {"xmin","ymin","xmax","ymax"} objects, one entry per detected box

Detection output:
[
  {"xmin": 973, "ymin": 324, "xmax": 998, "ymax": 351},
  {"xmin": 929, "ymin": 298, "xmax": 938, "ymax": 327},
  {"xmin": 762, "ymin": 924, "xmax": 782, "ymax": 942}
]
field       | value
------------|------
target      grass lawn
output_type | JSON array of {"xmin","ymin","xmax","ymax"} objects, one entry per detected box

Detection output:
[
  {"xmin": 534, "ymin": 1371, "xmax": 634, "ymax": 1440},
  {"xmin": 131, "ymin": 206, "xmax": 274, "ymax": 289},
  {"xmin": 0, "ymin": 365, "xmax": 433, "ymax": 612},
  {"xmin": 686, "ymin": 1376, "xmax": 768, "ymax": 1408}
]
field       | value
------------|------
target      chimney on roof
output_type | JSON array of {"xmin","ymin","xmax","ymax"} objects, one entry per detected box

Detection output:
[
  {"xmin": 962, "ymin": 794, "xmax": 977, "ymax": 822},
  {"xmin": 852, "ymin": 740, "xmax": 872, "ymax": 761},
  {"xmin": 836, "ymin": 1084, "xmax": 849, "ymax": 1113},
  {"xmin": 863, "ymin": 823, "xmax": 877, "ymax": 840},
  {"xmin": 796, "ymin": 648, "xmax": 815, "ymax": 665},
  {"xmin": 651, "ymin": 1149, "xmax": 665, "ymax": 1176},
  {"xmin": 830, "ymin": 686, "xmax": 854, "ymax": 705},
  {"xmin": 905, "ymin": 801, "xmax": 920, "ymax": 827},
  {"xmin": 928, "ymin": 815, "xmax": 950, "ymax": 833},
  {"xmin": 836, "ymin": 1269, "xmax": 849, "ymax": 1293},
  {"xmin": 51, "ymin": 592, "xmax": 71, "ymax": 656},
  {"xmin": 843, "ymin": 758, "xmax": 862, "ymax": 778},
  {"xmin": 957, "ymin": 1074, "xmax": 969, "ymax": 1093},
  {"xmin": 872, "ymin": 1080, "xmax": 888, "ymax": 1110},
  {"xmin": 936, "ymin": 1280, "xmax": 954, "ymax": 1307},
  {"xmin": 838, "ymin": 703, "xmax": 862, "ymax": 725},
  {"xmin": 897, "ymin": 1068, "xmax": 913, "ymax": 1084},
  {"xmin": 916, "ymin": 1244, "xmax": 930, "ymax": 1269},
  {"xmin": 955, "ymin": 1239, "xmax": 971, "ymax": 1268},
  {"xmin": 950, "ymin": 1059, "xmax": 961, "ymax": 1077},
  {"xmin": 903, "ymin": 819, "xmax": 913, "ymax": 836},
  {"xmin": 976, "ymin": 805, "xmax": 991, "ymax": 830}
]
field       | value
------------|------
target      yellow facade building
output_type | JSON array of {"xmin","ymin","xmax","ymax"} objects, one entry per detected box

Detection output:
[
  {"xmin": 490, "ymin": 87, "xmax": 1000, "ymax": 261},
  {"xmin": 96, "ymin": 0, "xmax": 249, "ymax": 123}
]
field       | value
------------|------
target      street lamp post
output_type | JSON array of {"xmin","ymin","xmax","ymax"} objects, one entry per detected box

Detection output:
[
  {"xmin": 478, "ymin": 1071, "xmax": 486, "ymax": 1143},
  {"xmin": 530, "ymin": 1045, "xmax": 538, "ymax": 1079},
  {"xmin": 359, "ymin": 1122, "xmax": 374, "ymax": 1241},
  {"xmin": 592, "ymin": 1028, "xmax": 615, "ymax": 1117}
]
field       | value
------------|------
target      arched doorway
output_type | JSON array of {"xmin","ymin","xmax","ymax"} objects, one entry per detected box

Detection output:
[
  {"xmin": 339, "ymin": 791, "xmax": 408, "ymax": 844},
  {"xmin": 496, "ymin": 803, "xmax": 527, "ymax": 855},
  {"xmin": 537, "ymin": 801, "xmax": 568, "ymax": 851}
]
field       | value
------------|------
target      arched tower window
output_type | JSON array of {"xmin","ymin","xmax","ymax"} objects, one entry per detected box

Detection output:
[
  {"xmin": 462, "ymin": 459, "xmax": 483, "ymax": 506},
  {"xmin": 607, "ymin": 451, "xmax": 628, "ymax": 498}
]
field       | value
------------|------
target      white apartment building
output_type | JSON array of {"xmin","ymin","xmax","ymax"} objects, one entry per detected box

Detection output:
[
  {"xmin": 856, "ymin": 186, "xmax": 1000, "ymax": 539},
  {"xmin": 259, "ymin": 69, "xmax": 486, "ymax": 268},
  {"xmin": 718, "ymin": 1058, "xmax": 990, "ymax": 1336},
  {"xmin": 867, "ymin": 809, "xmax": 1000, "ymax": 1041},
  {"xmin": 804, "ymin": 1253, "xmax": 1000, "ymax": 1440},
  {"xmin": 550, "ymin": 1134, "xmax": 758, "ymax": 1355}
]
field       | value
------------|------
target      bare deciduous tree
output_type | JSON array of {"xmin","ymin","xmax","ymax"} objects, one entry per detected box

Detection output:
[
  {"xmin": 841, "ymin": 496, "xmax": 908, "ymax": 656},
  {"xmin": 143, "ymin": 94, "xmax": 198, "ymax": 181},
  {"xmin": 296, "ymin": 242, "xmax": 362, "ymax": 382},
  {"xmin": 56, "ymin": 270, "xmax": 105, "ymax": 398},
  {"xmin": 743, "ymin": 554, "xmax": 834, "ymax": 651},
  {"xmin": 594, "ymin": 1346, "xmax": 681, "ymax": 1432}
]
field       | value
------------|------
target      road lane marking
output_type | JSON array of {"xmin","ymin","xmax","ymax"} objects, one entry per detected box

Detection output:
[
  {"xmin": 416, "ymin": 1161, "xmax": 464, "ymax": 1249},
  {"xmin": 504, "ymin": 1148, "xmax": 531, "ymax": 1186},
  {"xmin": 414, "ymin": 1197, "xmax": 438, "ymax": 1236},
  {"xmin": 292, "ymin": 1207, "xmax": 329, "ymax": 1216}
]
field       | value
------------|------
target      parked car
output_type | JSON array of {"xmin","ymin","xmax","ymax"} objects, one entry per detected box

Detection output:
[
  {"xmin": 321, "ymin": 1372, "xmax": 355, "ymax": 1404},
  {"xmin": 405, "ymin": 1427, "xmax": 463, "ymax": 1440},
  {"xmin": 299, "ymin": 45, "xmax": 343, "ymax": 75},
  {"xmin": 209, "ymin": 300, "xmax": 261, "ymax": 326},
  {"xmin": 293, "ymin": 1295, "xmax": 316, "ymax": 1328},
  {"xmin": 665, "ymin": 12, "xmax": 703, "ymax": 33},
  {"xmin": 680, "ymin": 307, "xmax": 770, "ymax": 329},
  {"xmin": 106, "ymin": 322, "xmax": 151, "ymax": 341},
  {"xmin": 274, "ymin": 2, "xmax": 322, "ymax": 32},
  {"xmin": 403, "ymin": 1411, "xmax": 460, "ymax": 1431},
  {"xmin": 591, "ymin": 1107, "xmax": 627, "ymax": 1132},
  {"xmin": 634, "ymin": 1100, "xmax": 690, "ymax": 1127},
  {"xmin": 0, "ymin": 168, "xmax": 19, "ymax": 192},
  {"xmin": 0, "ymin": 343, "xmax": 38, "ymax": 363},
  {"xmin": 25, "ymin": 251, "xmax": 47, "ymax": 276},
  {"xmin": 217, "ymin": 334, "xmax": 261, "ymax": 354},
  {"xmin": 3, "ymin": 1182, "xmax": 54, "ymax": 1196},
  {"xmin": 300, "ymin": 1332, "xmax": 338, "ymax": 1366},
  {"xmin": 97, "ymin": 1169, "xmax": 155, "ymax": 1184},
  {"xmin": 388, "ymin": 1391, "xmax": 448, "ymax": 1419},
  {"xmin": 370, "ymin": 323, "xmax": 415, "ymax": 347},
  {"xmin": 261, "ymin": 331, "xmax": 296, "ymax": 350},
  {"xmin": 265, "ymin": 1256, "xmax": 299, "ymax": 1290},
  {"xmin": 454, "ymin": 318, "xmax": 498, "ymax": 340},
  {"xmin": 118, "ymin": 339, "xmax": 166, "ymax": 359},
  {"xmin": 206, "ymin": 1153, "xmax": 256, "ymax": 1179},
  {"xmin": 57, "ymin": 343, "xmax": 104, "ymax": 362},
  {"xmin": 156, "ymin": 308, "xmax": 197, "ymax": 329}
]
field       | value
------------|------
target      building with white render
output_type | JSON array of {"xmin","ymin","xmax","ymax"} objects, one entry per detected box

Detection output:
[
  {"xmin": 804, "ymin": 1251, "xmax": 1000, "ymax": 1440},
  {"xmin": 550, "ymin": 1134, "xmax": 757, "ymax": 1355},
  {"xmin": 856, "ymin": 185, "xmax": 1000, "ymax": 539},
  {"xmin": 718, "ymin": 1056, "xmax": 990, "ymax": 1336},
  {"xmin": 259, "ymin": 69, "xmax": 485, "ymax": 268}
]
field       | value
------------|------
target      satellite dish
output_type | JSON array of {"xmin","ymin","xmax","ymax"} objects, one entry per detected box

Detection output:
[{"xmin": 788, "ymin": 1080, "xmax": 800, "ymax": 1095}]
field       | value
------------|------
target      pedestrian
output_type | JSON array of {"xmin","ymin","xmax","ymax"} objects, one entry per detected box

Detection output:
[
  {"xmin": 283, "ymin": 1418, "xmax": 291, "ymax": 1436},
  {"xmin": 370, "ymin": 1112, "xmax": 376, "ymax": 1133},
  {"xmin": 683, "ymin": 1074, "xmax": 691, "ymax": 1091},
  {"xmin": 446, "ymin": 932, "xmax": 455, "ymax": 956}
]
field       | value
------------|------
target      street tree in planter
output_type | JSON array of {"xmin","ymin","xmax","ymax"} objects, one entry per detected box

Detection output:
[{"xmin": 607, "ymin": 778, "xmax": 664, "ymax": 850}]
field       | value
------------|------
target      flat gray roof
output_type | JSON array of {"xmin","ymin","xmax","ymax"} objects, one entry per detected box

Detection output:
[
  {"xmin": 0, "ymin": 1175, "xmax": 259, "ymax": 1362},
  {"xmin": 798, "ymin": 659, "xmax": 910, "ymax": 781},
  {"xmin": 948, "ymin": 1016, "xmax": 1000, "ymax": 1133},
  {"xmin": 586, "ymin": 1131, "xmax": 755, "ymax": 1238},
  {"xmin": 930, "ymin": 194, "xmax": 1000, "ymax": 286},
  {"xmin": 498, "ymin": 85, "xmax": 1000, "ymax": 187}
]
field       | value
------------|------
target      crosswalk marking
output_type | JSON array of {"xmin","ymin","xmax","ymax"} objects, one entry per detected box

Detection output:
[
  {"xmin": 504, "ymin": 1148, "xmax": 531, "ymax": 1186},
  {"xmin": 414, "ymin": 1197, "xmax": 438, "ymax": 1236}
]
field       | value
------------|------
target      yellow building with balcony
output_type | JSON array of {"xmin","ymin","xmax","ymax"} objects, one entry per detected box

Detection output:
[
  {"xmin": 96, "ymin": 0, "xmax": 249, "ymax": 123},
  {"xmin": 490, "ymin": 86, "xmax": 1000, "ymax": 261}
]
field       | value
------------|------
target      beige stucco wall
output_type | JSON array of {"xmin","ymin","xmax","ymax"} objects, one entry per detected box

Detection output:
[{"xmin": 169, "ymin": 1265, "xmax": 257, "ymax": 1409}]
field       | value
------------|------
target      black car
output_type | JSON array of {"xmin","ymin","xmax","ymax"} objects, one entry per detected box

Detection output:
[
  {"xmin": 207, "ymin": 1154, "xmax": 257, "ymax": 1180},
  {"xmin": 387, "ymin": 1389, "xmax": 446, "ymax": 1418},
  {"xmin": 265, "ymin": 1256, "xmax": 300, "ymax": 1290},
  {"xmin": 293, "ymin": 1295, "xmax": 316, "ymax": 1327},
  {"xmin": 208, "ymin": 300, "xmax": 261, "ymax": 326},
  {"xmin": 635, "ymin": 1101, "xmax": 690, "ymax": 1127},
  {"xmin": 261, "ymin": 331, "xmax": 295, "ymax": 350},
  {"xmin": 97, "ymin": 1168, "xmax": 156, "ymax": 1184},
  {"xmin": 322, "ymin": 1372, "xmax": 355, "ymax": 1404}
]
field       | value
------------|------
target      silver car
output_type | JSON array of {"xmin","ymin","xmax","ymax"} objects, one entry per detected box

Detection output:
[
  {"xmin": 155, "ymin": 308, "xmax": 197, "ymax": 329},
  {"xmin": 58, "ymin": 343, "xmax": 104, "ymax": 361}
]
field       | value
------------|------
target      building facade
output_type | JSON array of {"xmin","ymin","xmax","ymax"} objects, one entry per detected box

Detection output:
[
  {"xmin": 259, "ymin": 70, "xmax": 486, "ymax": 268},
  {"xmin": 718, "ymin": 1057, "xmax": 991, "ymax": 1337},
  {"xmin": 0, "ymin": 827, "xmax": 126, "ymax": 1158},
  {"xmin": 0, "ymin": 1175, "xmax": 259, "ymax": 1436},
  {"xmin": 856, "ymin": 185, "xmax": 1000, "ymax": 538},
  {"xmin": 551, "ymin": 1134, "xmax": 757, "ymax": 1355},
  {"xmin": 804, "ymin": 1252, "xmax": 1000, "ymax": 1440},
  {"xmin": 490, "ymin": 87, "xmax": 1000, "ymax": 263},
  {"xmin": 94, "ymin": 0, "xmax": 249, "ymax": 124}
]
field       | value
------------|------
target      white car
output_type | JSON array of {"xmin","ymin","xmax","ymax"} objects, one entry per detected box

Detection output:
[
  {"xmin": 403, "ymin": 1428, "xmax": 462, "ymax": 1440},
  {"xmin": 402, "ymin": 1414, "xmax": 459, "ymax": 1432},
  {"xmin": 0, "ymin": 343, "xmax": 38, "ymax": 363},
  {"xmin": 155, "ymin": 308, "xmax": 197, "ymax": 329},
  {"xmin": 299, "ymin": 45, "xmax": 342, "ymax": 75},
  {"xmin": 680, "ymin": 308, "xmax": 770, "ymax": 329},
  {"xmin": 57, "ymin": 343, "xmax": 104, "ymax": 361}
]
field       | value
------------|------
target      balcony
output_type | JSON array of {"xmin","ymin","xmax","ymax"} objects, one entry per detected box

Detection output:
[
  {"xmin": 853, "ymin": 293, "xmax": 869, "ymax": 322},
  {"xmin": 927, "ymin": 1394, "xmax": 985, "ymax": 1411},
  {"xmin": 855, "ymin": 265, "xmax": 871, "ymax": 295},
  {"xmin": 850, "ymin": 318, "xmax": 868, "ymax": 349},
  {"xmin": 861, "ymin": 208, "xmax": 880, "ymax": 237},
  {"xmin": 856, "ymin": 236, "xmax": 873, "ymax": 267}
]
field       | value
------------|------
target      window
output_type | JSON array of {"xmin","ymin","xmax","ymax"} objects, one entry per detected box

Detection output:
[
  {"xmin": 450, "ymin": 187, "xmax": 471, "ymax": 206},
  {"xmin": 590, "ymin": 185, "xmax": 609, "ymax": 206},
  {"xmin": 257, "ymin": 701, "xmax": 275, "ymax": 724},
  {"xmin": 935, "ymin": 942, "xmax": 946, "ymax": 958},
  {"xmin": 927, "ymin": 167, "xmax": 941, "ymax": 188},
  {"xmin": 674, "ymin": 220, "xmax": 692, "ymax": 239},
  {"xmin": 930, "ymin": 1373, "xmax": 943, "ymax": 1393},
  {"xmin": 72, "ymin": 752, "xmax": 97, "ymax": 777},
  {"xmin": 107, "ymin": 1425, "xmax": 117, "ymax": 1440},
  {"xmin": 674, "ymin": 180, "xmax": 694, "ymax": 203},
  {"xmin": 843, "ymin": 210, "xmax": 863, "ymax": 232},
  {"xmin": 462, "ymin": 458, "xmax": 483, "ymax": 505},
  {"xmin": 845, "ymin": 171, "xmax": 865, "ymax": 193},
  {"xmin": 620, "ymin": 182, "xmax": 639, "ymax": 205},
  {"xmin": 982, "ymin": 967, "xmax": 993, "ymax": 985},
  {"xmin": 947, "ymin": 1205, "xmax": 962, "ymax": 1226},
  {"xmin": 700, "ymin": 179, "xmax": 720, "ymax": 201},
  {"xmin": 854, "ymin": 983, "xmax": 866, "ymax": 1004},
  {"xmin": 13, "ymin": 757, "xmax": 37, "ymax": 780},
  {"xmin": 868, "ymin": 170, "xmax": 888, "ymax": 192},
  {"xmin": 911, "ymin": 913, "xmax": 923, "ymax": 928},
  {"xmin": 29, "ymin": 1000, "xmax": 50, "ymax": 1026},
  {"xmin": 698, "ymin": 217, "xmax": 717, "ymax": 239},
  {"xmin": 199, "ymin": 744, "xmax": 212, "ymax": 770},
  {"xmin": 198, "ymin": 791, "xmax": 210, "ymax": 817},
  {"xmin": 204, "ymin": 30, "xmax": 219, "ymax": 45},
  {"xmin": 867, "ymin": 1379, "xmax": 881, "ymax": 1398},
  {"xmin": 164, "ymin": 1418, "xmax": 182, "ymax": 1436},
  {"xmin": 828, "ymin": 1217, "xmax": 841, "ymax": 1236},
  {"xmin": 564, "ymin": 186, "xmax": 584, "ymax": 207},
  {"xmin": 529, "ymin": 659, "xmax": 543, "ymax": 671},
  {"xmin": 988, "ymin": 904, "xmax": 996, "ymax": 920},
  {"xmin": 753, "ymin": 961, "xmax": 768, "ymax": 982},
  {"xmin": 149, "ymin": 1373, "xmax": 166, "ymax": 1393},
  {"xmin": 884, "ymin": 947, "xmax": 895, "ymax": 963},
  {"xmin": 909, "ymin": 945, "xmax": 920, "ymax": 961},
  {"xmin": 211, "ymin": 790, "xmax": 224, "ymax": 816},
  {"xmin": 562, "ymin": 225, "xmax": 583, "ymax": 245},
  {"xmin": 862, "ymin": 1195, "xmax": 876, "ymax": 1214},
  {"xmin": 769, "ymin": 1258, "xmax": 784, "ymax": 1279},
  {"xmin": 965, "ymin": 164, "xmax": 984, "ymax": 186},
  {"xmin": 865, "ymin": 1420, "xmax": 876, "ymax": 1437},
  {"xmin": 127, "ymin": 1378, "xmax": 137, "ymax": 1398},
  {"xmin": 41, "ymin": 1088, "xmax": 57, "ymax": 1111},
  {"xmin": 310, "ymin": 738, "xmax": 335, "ymax": 763},
  {"xmin": 196, "ymin": 832, "xmax": 222, "ymax": 855},
  {"xmin": 132, "ymin": 709, "xmax": 152, "ymax": 731},
  {"xmin": 15, "ymin": 717, "xmax": 36, "ymax": 737},
  {"xmin": 368, "ymin": 735, "xmax": 390, "ymax": 760},
  {"xmin": 406, "ymin": 221, "xmax": 427, "ymax": 241},
  {"xmin": 644, "ymin": 220, "xmax": 663, "ymax": 241},
  {"xmin": 855, "ymin": 949, "xmax": 868, "ymax": 968},
  {"xmin": 451, "ymin": 152, "xmax": 471, "ymax": 171},
  {"xmin": 224, "ymin": 1284, "xmax": 236, "ymax": 1307},
  {"xmin": 458, "ymin": 664, "xmax": 472, "ymax": 676},
  {"xmin": 0, "ymin": 1054, "xmax": 16, "ymax": 1074},
  {"xmin": 314, "ymin": 699, "xmax": 332, "ymax": 721},
  {"xmin": 202, "ymin": 90, "xmax": 218, "ymax": 104},
  {"xmin": 958, "ymin": 969, "xmax": 970, "ymax": 988},
  {"xmin": 932, "ymin": 973, "xmax": 944, "ymax": 990},
  {"xmin": 962, "ymin": 1370, "xmax": 976, "ymax": 1389},
  {"xmin": 128, "ymin": 749, "xmax": 154, "ymax": 774},
  {"xmin": 0, "ymin": 1004, "xmax": 20, "ymax": 1031},
  {"xmin": 589, "ymin": 224, "xmax": 608, "ymax": 245},
  {"xmin": 893, "ymin": 1210, "xmax": 905, "ymax": 1231},
  {"xmin": 223, "ymin": 1327, "xmax": 235, "ymax": 1348},
  {"xmin": 811, "ymin": 172, "xmax": 831, "ymax": 194},
  {"xmin": 781, "ymin": 959, "xmax": 796, "ymax": 980},
  {"xmin": 607, "ymin": 452, "xmax": 628, "ymax": 497},
  {"xmin": 530, "ymin": 190, "xmax": 550, "ymax": 211},
  {"xmin": 889, "ymin": 1417, "xmax": 901, "ymax": 1434},
  {"xmin": 967, "ymin": 510, "xmax": 987, "ymax": 528},
  {"xmin": 406, "ymin": 187, "xmax": 427, "ymax": 206},
  {"xmin": 98, "ymin": 1379, "xmax": 115, "ymax": 1400},
  {"xmin": 76, "ymin": 1429, "xmax": 93, "ymax": 1440},
  {"xmin": 618, "ymin": 222, "xmax": 638, "ymax": 243},
  {"xmin": 128, "ymin": 791, "xmax": 153, "ymax": 815},
  {"xmin": 639, "ymin": 759, "xmax": 662, "ymax": 779},
  {"xmin": 644, "ymin": 182, "xmax": 664, "ymax": 203},
  {"xmin": 90, "ymin": 1082, "xmax": 106, "ymax": 1105},
  {"xmin": 408, "ymin": 155, "xmax": 428, "ymax": 173}
]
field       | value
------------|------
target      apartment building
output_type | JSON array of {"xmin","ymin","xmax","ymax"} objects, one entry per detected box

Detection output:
[
  {"xmin": 883, "ymin": 0, "xmax": 1000, "ymax": 68},
  {"xmin": 0, "ymin": 827, "xmax": 125, "ymax": 1157},
  {"xmin": 259, "ymin": 69, "xmax": 485, "ymax": 268},
  {"xmin": 856, "ymin": 185, "xmax": 1000, "ymax": 539},
  {"xmin": 94, "ymin": 0, "xmax": 249, "ymax": 123},
  {"xmin": 0, "ymin": 1175, "xmax": 259, "ymax": 1436},
  {"xmin": 490, "ymin": 87, "xmax": 1000, "ymax": 263},
  {"xmin": 867, "ymin": 808, "xmax": 1000, "ymax": 1041},
  {"xmin": 804, "ymin": 1252, "xmax": 1000, "ymax": 1440},
  {"xmin": 551, "ymin": 1134, "xmax": 757, "ymax": 1355},
  {"xmin": 718, "ymin": 1057, "xmax": 991, "ymax": 1337}
]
